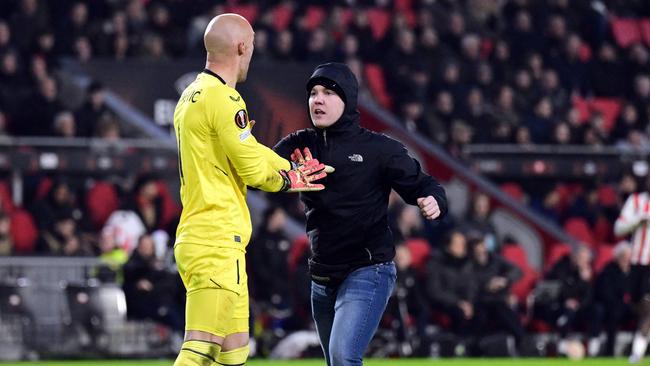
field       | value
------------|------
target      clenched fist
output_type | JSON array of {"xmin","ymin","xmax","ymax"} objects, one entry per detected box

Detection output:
[{"xmin": 416, "ymin": 196, "xmax": 441, "ymax": 220}]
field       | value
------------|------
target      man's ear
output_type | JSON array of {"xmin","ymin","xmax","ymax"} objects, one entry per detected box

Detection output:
[{"xmin": 237, "ymin": 42, "xmax": 245, "ymax": 56}]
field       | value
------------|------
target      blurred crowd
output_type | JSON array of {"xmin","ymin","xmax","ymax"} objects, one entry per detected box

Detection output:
[
  {"xmin": 0, "ymin": 174, "xmax": 185, "ymax": 335},
  {"xmin": 249, "ymin": 190, "xmax": 638, "ymax": 357},
  {"xmin": 1, "ymin": 0, "xmax": 650, "ymax": 358},
  {"xmin": 2, "ymin": 0, "xmax": 650, "ymax": 148}
]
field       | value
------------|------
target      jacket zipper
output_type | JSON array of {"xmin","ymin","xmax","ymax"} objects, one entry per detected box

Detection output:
[{"xmin": 323, "ymin": 130, "xmax": 328, "ymax": 147}]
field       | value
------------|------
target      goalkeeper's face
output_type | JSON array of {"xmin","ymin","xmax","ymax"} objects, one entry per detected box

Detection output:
[{"xmin": 309, "ymin": 85, "xmax": 345, "ymax": 128}]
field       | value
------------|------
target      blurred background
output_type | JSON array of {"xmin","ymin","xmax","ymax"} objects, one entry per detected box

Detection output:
[{"xmin": 0, "ymin": 0, "xmax": 649, "ymax": 361}]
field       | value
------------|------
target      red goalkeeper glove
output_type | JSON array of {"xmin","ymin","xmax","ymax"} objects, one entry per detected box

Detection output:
[
  {"xmin": 280, "ymin": 148, "xmax": 333, "ymax": 192},
  {"xmin": 291, "ymin": 147, "xmax": 335, "ymax": 174}
]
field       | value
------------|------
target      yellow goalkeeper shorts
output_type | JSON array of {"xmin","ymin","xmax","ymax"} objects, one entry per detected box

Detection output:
[{"xmin": 174, "ymin": 243, "xmax": 249, "ymax": 338}]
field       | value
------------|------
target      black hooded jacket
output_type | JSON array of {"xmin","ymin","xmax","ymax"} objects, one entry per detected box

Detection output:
[{"xmin": 274, "ymin": 63, "xmax": 447, "ymax": 276}]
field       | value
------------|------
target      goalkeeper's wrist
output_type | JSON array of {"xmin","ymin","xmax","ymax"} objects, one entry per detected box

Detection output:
[{"xmin": 279, "ymin": 170, "xmax": 291, "ymax": 192}]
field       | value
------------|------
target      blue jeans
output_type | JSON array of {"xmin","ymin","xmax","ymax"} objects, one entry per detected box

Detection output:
[{"xmin": 311, "ymin": 261, "xmax": 396, "ymax": 366}]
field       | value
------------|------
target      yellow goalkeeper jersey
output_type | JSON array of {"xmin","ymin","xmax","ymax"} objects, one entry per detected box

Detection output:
[{"xmin": 173, "ymin": 69, "xmax": 290, "ymax": 249}]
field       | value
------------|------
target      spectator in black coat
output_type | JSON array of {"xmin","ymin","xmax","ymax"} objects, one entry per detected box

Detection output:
[
  {"xmin": 248, "ymin": 206, "xmax": 293, "ymax": 315},
  {"xmin": 470, "ymin": 237, "xmax": 525, "ymax": 345},
  {"xmin": 425, "ymin": 230, "xmax": 477, "ymax": 336},
  {"xmin": 123, "ymin": 234, "xmax": 183, "ymax": 333},
  {"xmin": 75, "ymin": 81, "xmax": 109, "ymax": 137},
  {"xmin": 30, "ymin": 178, "xmax": 81, "ymax": 232},
  {"xmin": 590, "ymin": 242, "xmax": 634, "ymax": 356},
  {"xmin": 536, "ymin": 245, "xmax": 595, "ymax": 339},
  {"xmin": 590, "ymin": 43, "xmax": 625, "ymax": 97},
  {"xmin": 18, "ymin": 76, "xmax": 63, "ymax": 136},
  {"xmin": 385, "ymin": 243, "xmax": 431, "ymax": 356}
]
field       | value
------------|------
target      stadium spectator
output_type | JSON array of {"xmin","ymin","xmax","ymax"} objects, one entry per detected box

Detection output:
[
  {"xmin": 75, "ymin": 82, "xmax": 109, "ymax": 137},
  {"xmin": 590, "ymin": 241, "xmax": 634, "ymax": 356},
  {"xmin": 18, "ymin": 76, "xmax": 63, "ymax": 136},
  {"xmin": 248, "ymin": 206, "xmax": 293, "ymax": 321},
  {"xmin": 30, "ymin": 178, "xmax": 82, "ymax": 232},
  {"xmin": 96, "ymin": 228, "xmax": 128, "ymax": 284},
  {"xmin": 53, "ymin": 110, "xmax": 77, "ymax": 138},
  {"xmin": 392, "ymin": 204, "xmax": 426, "ymax": 245},
  {"xmin": 460, "ymin": 192, "xmax": 498, "ymax": 251},
  {"xmin": 35, "ymin": 209, "xmax": 90, "ymax": 256},
  {"xmin": 0, "ymin": 212, "xmax": 13, "ymax": 255},
  {"xmin": 535, "ymin": 245, "xmax": 596, "ymax": 344},
  {"xmin": 469, "ymin": 237, "xmax": 525, "ymax": 349},
  {"xmin": 94, "ymin": 113, "xmax": 121, "ymax": 140},
  {"xmin": 425, "ymin": 231, "xmax": 477, "ymax": 337},
  {"xmin": 123, "ymin": 233, "xmax": 184, "ymax": 333},
  {"xmin": 385, "ymin": 243, "xmax": 431, "ymax": 355}
]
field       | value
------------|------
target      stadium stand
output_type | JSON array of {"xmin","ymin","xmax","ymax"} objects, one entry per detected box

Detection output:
[{"xmin": 0, "ymin": 0, "xmax": 650, "ymax": 360}]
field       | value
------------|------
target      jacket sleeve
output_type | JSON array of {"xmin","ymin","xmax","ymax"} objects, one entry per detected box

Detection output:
[
  {"xmin": 614, "ymin": 193, "xmax": 644, "ymax": 237},
  {"xmin": 209, "ymin": 91, "xmax": 290, "ymax": 192},
  {"xmin": 273, "ymin": 132, "xmax": 299, "ymax": 160},
  {"xmin": 384, "ymin": 139, "xmax": 447, "ymax": 216}
]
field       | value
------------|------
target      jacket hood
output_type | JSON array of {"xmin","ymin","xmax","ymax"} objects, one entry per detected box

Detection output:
[{"xmin": 306, "ymin": 62, "xmax": 360, "ymax": 134}]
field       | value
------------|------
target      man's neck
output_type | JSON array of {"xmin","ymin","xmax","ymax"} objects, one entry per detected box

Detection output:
[{"xmin": 205, "ymin": 61, "xmax": 237, "ymax": 88}]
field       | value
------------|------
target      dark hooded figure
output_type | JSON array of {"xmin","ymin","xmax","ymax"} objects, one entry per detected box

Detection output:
[{"xmin": 273, "ymin": 62, "xmax": 448, "ymax": 366}]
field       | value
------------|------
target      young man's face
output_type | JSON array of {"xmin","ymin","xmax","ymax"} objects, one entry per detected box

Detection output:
[{"xmin": 309, "ymin": 84, "xmax": 345, "ymax": 129}]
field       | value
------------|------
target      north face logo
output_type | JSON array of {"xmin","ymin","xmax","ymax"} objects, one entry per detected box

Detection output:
[{"xmin": 348, "ymin": 154, "xmax": 363, "ymax": 162}]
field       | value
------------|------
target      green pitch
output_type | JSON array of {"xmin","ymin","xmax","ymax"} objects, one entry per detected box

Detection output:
[{"xmin": 0, "ymin": 359, "xmax": 632, "ymax": 366}]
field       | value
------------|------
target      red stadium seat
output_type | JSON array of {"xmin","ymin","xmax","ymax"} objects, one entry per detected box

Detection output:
[
  {"xmin": 611, "ymin": 17, "xmax": 642, "ymax": 48},
  {"xmin": 640, "ymin": 19, "xmax": 650, "ymax": 47},
  {"xmin": 597, "ymin": 185, "xmax": 618, "ymax": 207},
  {"xmin": 405, "ymin": 238, "xmax": 431, "ymax": 274},
  {"xmin": 501, "ymin": 244, "xmax": 538, "ymax": 304},
  {"xmin": 155, "ymin": 181, "xmax": 181, "ymax": 228},
  {"xmin": 394, "ymin": 0, "xmax": 413, "ymax": 11},
  {"xmin": 366, "ymin": 8, "xmax": 391, "ymax": 40},
  {"xmin": 500, "ymin": 182, "xmax": 525, "ymax": 202},
  {"xmin": 591, "ymin": 98, "xmax": 622, "ymax": 131},
  {"xmin": 272, "ymin": 3, "xmax": 294, "ymax": 31},
  {"xmin": 564, "ymin": 217, "xmax": 595, "ymax": 246},
  {"xmin": 0, "ymin": 181, "xmax": 14, "ymax": 214},
  {"xmin": 10, "ymin": 209, "xmax": 38, "ymax": 253},
  {"xmin": 579, "ymin": 42, "xmax": 592, "ymax": 62},
  {"xmin": 338, "ymin": 8, "xmax": 354, "ymax": 28},
  {"xmin": 594, "ymin": 216, "xmax": 614, "ymax": 244},
  {"xmin": 304, "ymin": 6, "xmax": 327, "ymax": 31},
  {"xmin": 86, "ymin": 181, "xmax": 119, "ymax": 230},
  {"xmin": 501, "ymin": 244, "xmax": 530, "ymax": 271},
  {"xmin": 511, "ymin": 266, "xmax": 538, "ymax": 304},
  {"xmin": 364, "ymin": 63, "xmax": 393, "ymax": 110},
  {"xmin": 594, "ymin": 244, "xmax": 614, "ymax": 274},
  {"xmin": 224, "ymin": 4, "xmax": 259, "ymax": 25},
  {"xmin": 572, "ymin": 96, "xmax": 591, "ymax": 123},
  {"xmin": 545, "ymin": 243, "xmax": 572, "ymax": 272},
  {"xmin": 288, "ymin": 235, "xmax": 309, "ymax": 274},
  {"xmin": 572, "ymin": 96, "xmax": 622, "ymax": 131},
  {"xmin": 35, "ymin": 177, "xmax": 53, "ymax": 200}
]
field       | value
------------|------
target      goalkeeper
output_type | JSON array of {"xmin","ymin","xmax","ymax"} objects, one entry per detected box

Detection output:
[
  {"xmin": 274, "ymin": 62, "xmax": 448, "ymax": 366},
  {"xmin": 172, "ymin": 14, "xmax": 330, "ymax": 366}
]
